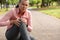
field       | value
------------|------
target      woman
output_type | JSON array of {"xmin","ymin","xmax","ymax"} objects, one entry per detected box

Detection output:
[{"xmin": 0, "ymin": 0, "xmax": 34, "ymax": 40}]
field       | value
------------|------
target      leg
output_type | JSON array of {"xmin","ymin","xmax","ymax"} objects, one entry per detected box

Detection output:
[
  {"xmin": 19, "ymin": 34, "xmax": 35, "ymax": 40},
  {"xmin": 5, "ymin": 24, "xmax": 20, "ymax": 40},
  {"xmin": 30, "ymin": 36, "xmax": 35, "ymax": 40},
  {"xmin": 19, "ymin": 21, "xmax": 31, "ymax": 40}
]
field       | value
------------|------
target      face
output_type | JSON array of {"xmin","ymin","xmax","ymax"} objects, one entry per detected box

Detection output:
[{"xmin": 19, "ymin": 0, "xmax": 29, "ymax": 12}]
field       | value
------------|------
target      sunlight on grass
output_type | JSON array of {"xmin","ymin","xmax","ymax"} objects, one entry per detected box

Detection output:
[
  {"xmin": 30, "ymin": 6, "xmax": 37, "ymax": 9},
  {"xmin": 0, "ymin": 12, "xmax": 6, "ymax": 15},
  {"xmin": 40, "ymin": 8, "xmax": 60, "ymax": 19},
  {"xmin": 0, "ymin": 8, "xmax": 10, "ymax": 15}
]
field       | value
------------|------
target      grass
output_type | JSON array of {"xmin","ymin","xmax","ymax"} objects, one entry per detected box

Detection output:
[
  {"xmin": 29, "ymin": 6, "xmax": 37, "ymax": 9},
  {"xmin": 40, "ymin": 8, "xmax": 60, "ymax": 19},
  {"xmin": 0, "ymin": 8, "xmax": 10, "ymax": 15}
]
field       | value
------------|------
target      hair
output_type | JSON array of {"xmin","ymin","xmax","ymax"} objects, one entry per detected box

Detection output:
[
  {"xmin": 15, "ymin": 0, "xmax": 21, "ymax": 8},
  {"xmin": 15, "ymin": 0, "xmax": 29, "ymax": 8}
]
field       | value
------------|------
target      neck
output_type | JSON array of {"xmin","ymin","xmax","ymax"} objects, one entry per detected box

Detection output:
[{"xmin": 18, "ymin": 8, "xmax": 25, "ymax": 15}]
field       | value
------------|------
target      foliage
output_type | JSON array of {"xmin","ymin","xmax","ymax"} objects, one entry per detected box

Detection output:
[
  {"xmin": 0, "ymin": 0, "xmax": 60, "ymax": 8},
  {"xmin": 7, "ymin": 0, "xmax": 19, "ymax": 4},
  {"xmin": 0, "ymin": 0, "xmax": 6, "ymax": 4},
  {"xmin": 0, "ymin": 0, "xmax": 19, "ymax": 4},
  {"xmin": 40, "ymin": 8, "xmax": 60, "ymax": 19}
]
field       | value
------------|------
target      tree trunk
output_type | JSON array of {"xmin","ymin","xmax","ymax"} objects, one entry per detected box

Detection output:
[
  {"xmin": 1, "ymin": 3, "xmax": 2, "ymax": 9},
  {"xmin": 6, "ymin": 2, "xmax": 9, "ymax": 11},
  {"xmin": 36, "ymin": 3, "xmax": 39, "ymax": 8},
  {"xmin": 57, "ymin": 0, "xmax": 60, "ymax": 6},
  {"xmin": 41, "ymin": 0, "xmax": 45, "ymax": 8}
]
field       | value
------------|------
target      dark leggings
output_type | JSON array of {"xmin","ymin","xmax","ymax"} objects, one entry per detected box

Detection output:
[{"xmin": 5, "ymin": 21, "xmax": 34, "ymax": 40}]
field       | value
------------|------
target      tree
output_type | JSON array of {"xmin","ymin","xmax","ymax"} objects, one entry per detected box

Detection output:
[
  {"xmin": 36, "ymin": 0, "xmax": 41, "ymax": 8},
  {"xmin": 41, "ymin": 0, "xmax": 52, "ymax": 8},
  {"xmin": 50, "ymin": 0, "xmax": 60, "ymax": 6},
  {"xmin": 29, "ymin": 0, "xmax": 37, "ymax": 6},
  {"xmin": 0, "ymin": 0, "xmax": 19, "ymax": 9},
  {"xmin": 0, "ymin": 0, "xmax": 6, "ymax": 9},
  {"xmin": 41, "ymin": 0, "xmax": 45, "ymax": 8},
  {"xmin": 29, "ymin": 0, "xmax": 41, "ymax": 8}
]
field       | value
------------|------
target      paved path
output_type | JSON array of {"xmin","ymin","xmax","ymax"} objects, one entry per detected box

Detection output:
[{"xmin": 0, "ymin": 10, "xmax": 60, "ymax": 40}]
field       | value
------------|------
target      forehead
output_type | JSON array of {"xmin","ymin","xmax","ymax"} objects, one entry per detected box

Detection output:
[{"xmin": 20, "ymin": 0, "xmax": 29, "ymax": 4}]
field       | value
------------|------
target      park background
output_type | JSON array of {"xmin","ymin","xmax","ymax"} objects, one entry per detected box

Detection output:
[{"xmin": 0, "ymin": 0, "xmax": 60, "ymax": 40}]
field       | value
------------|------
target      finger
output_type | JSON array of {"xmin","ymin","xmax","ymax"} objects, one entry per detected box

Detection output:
[
  {"xmin": 14, "ymin": 21, "xmax": 20, "ymax": 27},
  {"xmin": 17, "ymin": 20, "xmax": 21, "ymax": 23},
  {"xmin": 16, "ymin": 23, "xmax": 20, "ymax": 27},
  {"xmin": 16, "ymin": 23, "xmax": 19, "ymax": 26},
  {"xmin": 19, "ymin": 18, "xmax": 22, "ymax": 21}
]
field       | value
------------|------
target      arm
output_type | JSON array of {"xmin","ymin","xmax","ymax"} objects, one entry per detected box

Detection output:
[
  {"xmin": 27, "ymin": 11, "xmax": 32, "ymax": 32},
  {"xmin": 0, "ymin": 9, "xmax": 13, "ymax": 26}
]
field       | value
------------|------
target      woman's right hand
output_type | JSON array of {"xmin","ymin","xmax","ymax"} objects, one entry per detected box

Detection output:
[{"xmin": 10, "ymin": 19, "xmax": 21, "ymax": 27}]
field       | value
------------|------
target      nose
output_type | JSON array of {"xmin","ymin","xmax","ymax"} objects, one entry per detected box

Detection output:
[
  {"xmin": 23, "ymin": 6, "xmax": 26, "ymax": 9},
  {"xmin": 23, "ymin": 5, "xmax": 26, "ymax": 8}
]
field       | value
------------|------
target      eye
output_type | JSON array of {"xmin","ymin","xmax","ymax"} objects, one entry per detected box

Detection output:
[
  {"xmin": 22, "ymin": 3, "xmax": 28, "ymax": 6},
  {"xmin": 25, "ymin": 4, "xmax": 28, "ymax": 6},
  {"xmin": 22, "ymin": 4, "xmax": 24, "ymax": 5}
]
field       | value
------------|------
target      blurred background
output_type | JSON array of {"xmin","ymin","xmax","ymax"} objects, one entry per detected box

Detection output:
[
  {"xmin": 0, "ymin": 0, "xmax": 60, "ymax": 18},
  {"xmin": 0, "ymin": 0, "xmax": 60, "ymax": 40}
]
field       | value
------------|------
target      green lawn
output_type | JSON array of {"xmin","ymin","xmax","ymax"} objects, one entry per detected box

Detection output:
[
  {"xmin": 0, "ymin": 8, "xmax": 10, "ymax": 15},
  {"xmin": 40, "ymin": 8, "xmax": 60, "ymax": 19}
]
